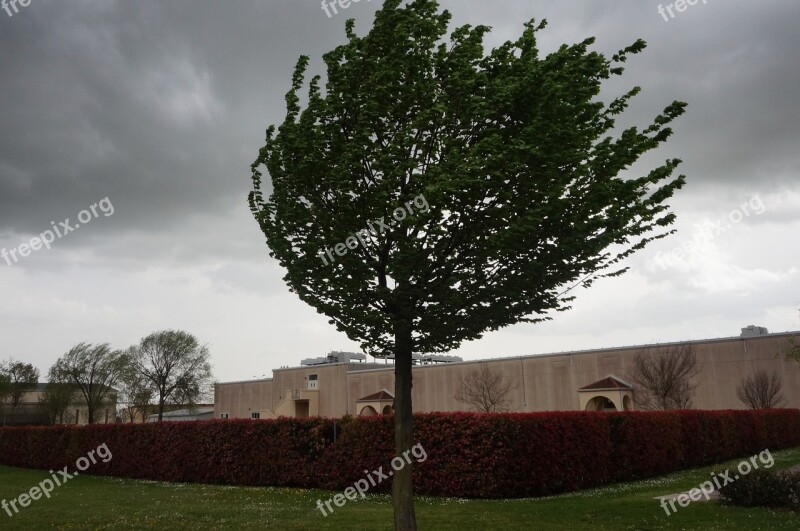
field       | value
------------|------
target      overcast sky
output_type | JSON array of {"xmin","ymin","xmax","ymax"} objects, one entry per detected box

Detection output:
[{"xmin": 1, "ymin": 0, "xmax": 798, "ymax": 383}]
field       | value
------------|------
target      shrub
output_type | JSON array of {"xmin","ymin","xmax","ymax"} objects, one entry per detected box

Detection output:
[{"xmin": 719, "ymin": 469, "xmax": 800, "ymax": 509}]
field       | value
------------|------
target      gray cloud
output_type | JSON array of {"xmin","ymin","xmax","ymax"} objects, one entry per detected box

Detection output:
[{"xmin": 1, "ymin": 0, "xmax": 798, "ymax": 381}]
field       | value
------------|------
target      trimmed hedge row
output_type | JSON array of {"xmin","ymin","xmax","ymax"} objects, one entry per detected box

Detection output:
[{"xmin": 1, "ymin": 409, "xmax": 799, "ymax": 499}]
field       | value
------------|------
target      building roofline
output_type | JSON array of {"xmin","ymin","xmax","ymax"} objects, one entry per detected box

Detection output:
[
  {"xmin": 336, "ymin": 330, "xmax": 800, "ymax": 376},
  {"xmin": 506, "ymin": 329, "xmax": 800, "ymax": 360},
  {"xmin": 357, "ymin": 389, "xmax": 395, "ymax": 402},
  {"xmin": 274, "ymin": 362, "xmax": 387, "ymax": 373},
  {"xmin": 578, "ymin": 375, "xmax": 633, "ymax": 391},
  {"xmin": 214, "ymin": 377, "xmax": 273, "ymax": 385},
  {"xmin": 214, "ymin": 329, "xmax": 800, "ymax": 385}
]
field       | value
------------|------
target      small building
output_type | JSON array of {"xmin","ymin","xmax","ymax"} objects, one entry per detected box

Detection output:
[
  {"xmin": 357, "ymin": 389, "xmax": 394, "ymax": 416},
  {"xmin": 578, "ymin": 376, "xmax": 634, "ymax": 411}
]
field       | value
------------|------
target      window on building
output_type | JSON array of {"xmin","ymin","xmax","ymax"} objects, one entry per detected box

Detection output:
[
  {"xmin": 220, "ymin": 413, "xmax": 229, "ymax": 419},
  {"xmin": 308, "ymin": 373, "xmax": 318, "ymax": 390},
  {"xmin": 251, "ymin": 412, "xmax": 260, "ymax": 419}
]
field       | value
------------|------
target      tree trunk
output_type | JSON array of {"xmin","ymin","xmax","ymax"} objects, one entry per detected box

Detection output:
[
  {"xmin": 158, "ymin": 393, "xmax": 165, "ymax": 421},
  {"xmin": 392, "ymin": 316, "xmax": 417, "ymax": 531}
]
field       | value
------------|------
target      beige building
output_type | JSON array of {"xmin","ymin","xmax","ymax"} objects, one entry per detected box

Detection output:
[
  {"xmin": 214, "ymin": 328, "xmax": 800, "ymax": 419},
  {"xmin": 1, "ymin": 383, "xmax": 117, "ymax": 426}
]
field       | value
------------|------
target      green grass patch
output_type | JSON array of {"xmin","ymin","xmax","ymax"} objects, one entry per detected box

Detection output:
[{"xmin": 1, "ymin": 447, "xmax": 798, "ymax": 530}]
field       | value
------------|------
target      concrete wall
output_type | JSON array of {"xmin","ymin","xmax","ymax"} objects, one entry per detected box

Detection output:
[
  {"xmin": 213, "ymin": 378, "xmax": 275, "ymax": 419},
  {"xmin": 214, "ymin": 332, "xmax": 800, "ymax": 419}
]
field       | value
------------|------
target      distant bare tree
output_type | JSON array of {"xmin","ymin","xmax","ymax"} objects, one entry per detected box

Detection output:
[
  {"xmin": 454, "ymin": 364, "xmax": 514, "ymax": 413},
  {"xmin": 50, "ymin": 343, "xmax": 125, "ymax": 424},
  {"xmin": 38, "ymin": 365, "xmax": 77, "ymax": 425},
  {"xmin": 125, "ymin": 330, "xmax": 212, "ymax": 421},
  {"xmin": 736, "ymin": 371, "xmax": 786, "ymax": 409},
  {"xmin": 0, "ymin": 373, "xmax": 10, "ymax": 425},
  {"xmin": 117, "ymin": 365, "xmax": 154, "ymax": 423},
  {"xmin": 0, "ymin": 373, "xmax": 10, "ymax": 405},
  {"xmin": 631, "ymin": 344, "xmax": 699, "ymax": 410},
  {"xmin": 38, "ymin": 383, "xmax": 76, "ymax": 425},
  {"xmin": 0, "ymin": 359, "xmax": 40, "ymax": 423}
]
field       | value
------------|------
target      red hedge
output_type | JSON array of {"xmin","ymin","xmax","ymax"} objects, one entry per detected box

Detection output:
[{"xmin": 1, "ymin": 409, "xmax": 798, "ymax": 499}]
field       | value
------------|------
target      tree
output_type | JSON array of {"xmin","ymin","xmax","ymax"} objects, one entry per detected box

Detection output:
[
  {"xmin": 0, "ymin": 372, "xmax": 10, "ymax": 426},
  {"xmin": 0, "ymin": 359, "xmax": 40, "ymax": 423},
  {"xmin": 126, "ymin": 330, "xmax": 212, "ymax": 421},
  {"xmin": 50, "ymin": 343, "xmax": 124, "ymax": 424},
  {"xmin": 736, "ymin": 370, "xmax": 786, "ymax": 409},
  {"xmin": 630, "ymin": 345, "xmax": 698, "ymax": 410},
  {"xmin": 454, "ymin": 364, "xmax": 514, "ymax": 413},
  {"xmin": 117, "ymin": 363, "xmax": 154, "ymax": 423},
  {"xmin": 248, "ymin": 1, "xmax": 686, "ymax": 528},
  {"xmin": 38, "ymin": 368, "xmax": 76, "ymax": 425}
]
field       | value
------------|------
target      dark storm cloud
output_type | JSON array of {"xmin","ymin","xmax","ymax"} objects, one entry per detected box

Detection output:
[
  {"xmin": 2, "ymin": 0, "xmax": 798, "ymax": 255},
  {"xmin": 0, "ymin": 0, "xmax": 379, "ymax": 244}
]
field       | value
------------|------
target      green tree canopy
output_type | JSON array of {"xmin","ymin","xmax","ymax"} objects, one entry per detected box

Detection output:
[{"xmin": 249, "ymin": 1, "xmax": 686, "ymax": 528}]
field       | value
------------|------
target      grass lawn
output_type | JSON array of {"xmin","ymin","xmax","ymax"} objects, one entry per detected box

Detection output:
[{"xmin": 1, "ymin": 447, "xmax": 798, "ymax": 530}]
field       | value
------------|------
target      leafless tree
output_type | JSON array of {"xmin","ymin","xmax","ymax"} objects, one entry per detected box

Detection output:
[
  {"xmin": 454, "ymin": 364, "xmax": 514, "ymax": 413},
  {"xmin": 630, "ymin": 344, "xmax": 699, "ymax": 410},
  {"xmin": 0, "ymin": 359, "xmax": 39, "ymax": 423},
  {"xmin": 736, "ymin": 370, "xmax": 786, "ymax": 409},
  {"xmin": 38, "ymin": 382, "xmax": 75, "ymax": 425},
  {"xmin": 50, "ymin": 343, "xmax": 124, "ymax": 424},
  {"xmin": 117, "ymin": 366, "xmax": 154, "ymax": 423},
  {"xmin": 125, "ymin": 330, "xmax": 212, "ymax": 421}
]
